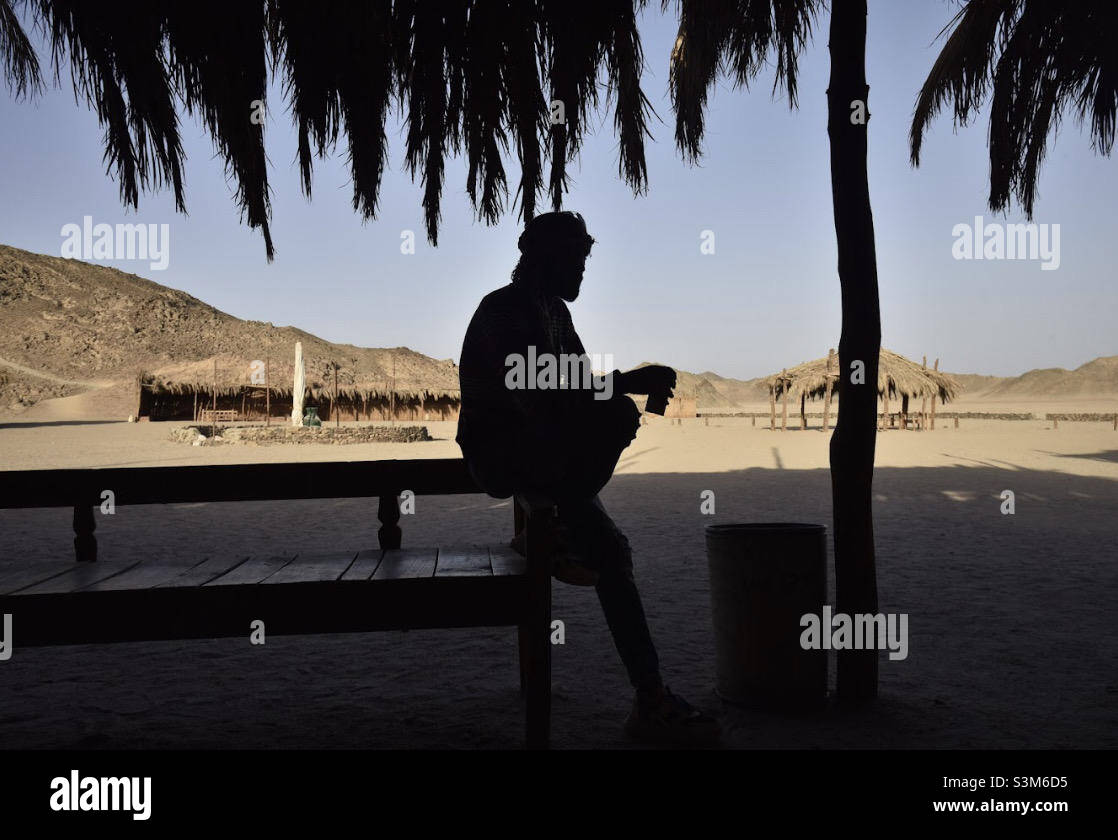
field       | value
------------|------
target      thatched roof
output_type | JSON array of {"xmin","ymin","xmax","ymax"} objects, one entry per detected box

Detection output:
[
  {"xmin": 2, "ymin": 1, "xmax": 656, "ymax": 258},
  {"xmin": 140, "ymin": 355, "xmax": 459, "ymax": 401},
  {"xmin": 768, "ymin": 349, "xmax": 960, "ymax": 403}
]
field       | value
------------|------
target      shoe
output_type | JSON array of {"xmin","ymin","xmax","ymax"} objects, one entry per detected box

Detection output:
[
  {"xmin": 509, "ymin": 529, "xmax": 600, "ymax": 587},
  {"xmin": 624, "ymin": 686, "xmax": 722, "ymax": 747}
]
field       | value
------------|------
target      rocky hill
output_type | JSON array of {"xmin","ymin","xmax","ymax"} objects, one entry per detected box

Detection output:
[
  {"xmin": 0, "ymin": 244, "xmax": 458, "ymax": 412},
  {"xmin": 979, "ymin": 356, "xmax": 1118, "ymax": 398},
  {"xmin": 2, "ymin": 244, "xmax": 1114, "ymax": 416}
]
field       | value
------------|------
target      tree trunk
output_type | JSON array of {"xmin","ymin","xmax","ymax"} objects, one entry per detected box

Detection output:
[{"xmin": 827, "ymin": 0, "xmax": 881, "ymax": 705}]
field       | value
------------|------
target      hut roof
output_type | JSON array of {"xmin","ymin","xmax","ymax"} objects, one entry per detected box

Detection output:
[
  {"xmin": 140, "ymin": 355, "xmax": 460, "ymax": 401},
  {"xmin": 768, "ymin": 349, "xmax": 960, "ymax": 403}
]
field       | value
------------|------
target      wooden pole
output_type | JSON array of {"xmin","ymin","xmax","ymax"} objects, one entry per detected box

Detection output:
[
  {"xmin": 823, "ymin": 348, "xmax": 834, "ymax": 432},
  {"xmin": 212, "ymin": 358, "xmax": 217, "ymax": 437},
  {"xmin": 334, "ymin": 363, "xmax": 340, "ymax": 428},
  {"xmin": 920, "ymin": 355, "xmax": 927, "ymax": 431},
  {"xmin": 800, "ymin": 392, "xmax": 807, "ymax": 430},
  {"xmin": 901, "ymin": 394, "xmax": 909, "ymax": 430},
  {"xmin": 769, "ymin": 387, "xmax": 776, "ymax": 431},
  {"xmin": 780, "ymin": 371, "xmax": 788, "ymax": 431},
  {"xmin": 391, "ymin": 355, "xmax": 397, "ymax": 426},
  {"xmin": 882, "ymin": 388, "xmax": 889, "ymax": 431},
  {"xmin": 930, "ymin": 358, "xmax": 939, "ymax": 429},
  {"xmin": 193, "ymin": 390, "xmax": 198, "ymax": 422},
  {"xmin": 265, "ymin": 357, "xmax": 270, "ymax": 426}
]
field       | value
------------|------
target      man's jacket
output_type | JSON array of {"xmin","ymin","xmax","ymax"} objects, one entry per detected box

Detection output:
[{"xmin": 456, "ymin": 278, "xmax": 605, "ymax": 498}]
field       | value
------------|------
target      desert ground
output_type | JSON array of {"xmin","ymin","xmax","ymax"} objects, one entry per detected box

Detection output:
[{"xmin": 1, "ymin": 396, "xmax": 1116, "ymax": 749}]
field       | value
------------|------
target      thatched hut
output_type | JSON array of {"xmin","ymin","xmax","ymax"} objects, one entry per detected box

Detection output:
[
  {"xmin": 137, "ymin": 355, "xmax": 460, "ymax": 422},
  {"xmin": 767, "ymin": 348, "xmax": 960, "ymax": 431}
]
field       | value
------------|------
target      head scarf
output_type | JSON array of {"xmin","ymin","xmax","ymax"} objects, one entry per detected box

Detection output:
[{"xmin": 517, "ymin": 211, "xmax": 595, "ymax": 257}]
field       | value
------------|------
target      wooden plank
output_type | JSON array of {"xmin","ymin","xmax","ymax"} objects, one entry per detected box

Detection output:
[
  {"xmin": 371, "ymin": 548, "xmax": 437, "ymax": 580},
  {"xmin": 153, "ymin": 556, "xmax": 248, "ymax": 588},
  {"xmin": 1, "ymin": 575, "xmax": 530, "ymax": 646},
  {"xmin": 0, "ymin": 458, "xmax": 480, "ymax": 510},
  {"xmin": 204, "ymin": 555, "xmax": 295, "ymax": 586},
  {"xmin": 489, "ymin": 545, "xmax": 527, "ymax": 577},
  {"xmin": 265, "ymin": 551, "xmax": 357, "ymax": 584},
  {"xmin": 436, "ymin": 547, "xmax": 492, "ymax": 577},
  {"xmin": 0, "ymin": 563, "xmax": 79, "ymax": 595},
  {"xmin": 82, "ymin": 558, "xmax": 211, "ymax": 592},
  {"xmin": 341, "ymin": 549, "xmax": 383, "ymax": 581},
  {"xmin": 14, "ymin": 560, "xmax": 141, "ymax": 595}
]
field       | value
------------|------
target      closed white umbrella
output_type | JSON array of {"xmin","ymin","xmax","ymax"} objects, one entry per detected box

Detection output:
[{"xmin": 291, "ymin": 341, "xmax": 305, "ymax": 426}]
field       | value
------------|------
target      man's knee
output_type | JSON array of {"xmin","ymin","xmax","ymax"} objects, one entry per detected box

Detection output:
[
  {"xmin": 556, "ymin": 501, "xmax": 632, "ymax": 575},
  {"xmin": 597, "ymin": 525, "xmax": 634, "ymax": 580}
]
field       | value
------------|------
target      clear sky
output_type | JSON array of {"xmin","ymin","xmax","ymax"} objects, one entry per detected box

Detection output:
[{"xmin": 1, "ymin": 1, "xmax": 1114, "ymax": 379}]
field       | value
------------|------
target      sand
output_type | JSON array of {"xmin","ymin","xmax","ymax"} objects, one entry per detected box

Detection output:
[{"xmin": 1, "ymin": 401, "xmax": 1116, "ymax": 749}]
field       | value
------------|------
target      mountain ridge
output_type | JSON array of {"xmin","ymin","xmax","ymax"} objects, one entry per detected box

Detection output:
[{"xmin": 2, "ymin": 244, "xmax": 1115, "ymax": 414}]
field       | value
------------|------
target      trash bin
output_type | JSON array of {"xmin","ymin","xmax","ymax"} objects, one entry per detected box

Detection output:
[{"xmin": 706, "ymin": 523, "xmax": 827, "ymax": 712}]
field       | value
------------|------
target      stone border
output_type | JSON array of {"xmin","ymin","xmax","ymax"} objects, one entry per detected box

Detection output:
[{"xmin": 170, "ymin": 424, "xmax": 432, "ymax": 446}]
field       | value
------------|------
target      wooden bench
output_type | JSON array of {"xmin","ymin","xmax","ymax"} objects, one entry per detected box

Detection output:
[
  {"xmin": 0, "ymin": 458, "xmax": 555, "ymax": 748},
  {"xmin": 197, "ymin": 408, "xmax": 239, "ymax": 423}
]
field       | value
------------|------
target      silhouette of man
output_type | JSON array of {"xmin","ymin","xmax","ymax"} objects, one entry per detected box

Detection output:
[{"xmin": 457, "ymin": 211, "xmax": 720, "ymax": 746}]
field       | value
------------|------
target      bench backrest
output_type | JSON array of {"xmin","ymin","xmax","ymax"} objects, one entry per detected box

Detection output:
[
  {"xmin": 0, "ymin": 458, "xmax": 493, "ymax": 560},
  {"xmin": 0, "ymin": 458, "xmax": 480, "ymax": 509}
]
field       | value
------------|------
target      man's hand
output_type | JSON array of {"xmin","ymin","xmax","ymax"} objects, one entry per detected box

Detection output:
[{"xmin": 617, "ymin": 365, "xmax": 676, "ymax": 397}]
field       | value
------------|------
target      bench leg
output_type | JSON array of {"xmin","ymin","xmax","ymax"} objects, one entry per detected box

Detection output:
[
  {"xmin": 73, "ymin": 504, "xmax": 96, "ymax": 562},
  {"xmin": 518, "ymin": 624, "xmax": 529, "ymax": 696},
  {"xmin": 523, "ymin": 618, "xmax": 550, "ymax": 750},
  {"xmin": 523, "ymin": 506, "xmax": 553, "ymax": 750},
  {"xmin": 515, "ymin": 501, "xmax": 529, "ymax": 696}
]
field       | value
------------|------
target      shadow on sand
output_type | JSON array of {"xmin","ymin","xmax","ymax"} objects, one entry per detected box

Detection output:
[
  {"xmin": 0, "ymin": 461, "xmax": 1115, "ymax": 748},
  {"xmin": 0, "ymin": 420, "xmax": 123, "ymax": 430}
]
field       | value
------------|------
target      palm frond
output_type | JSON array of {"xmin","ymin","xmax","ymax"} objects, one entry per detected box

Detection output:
[
  {"xmin": 605, "ymin": 0, "xmax": 654, "ymax": 192},
  {"xmin": 912, "ymin": 0, "xmax": 1118, "ymax": 218},
  {"xmin": 6, "ymin": 1, "xmax": 658, "ymax": 257},
  {"xmin": 165, "ymin": 1, "xmax": 272, "ymax": 256},
  {"xmin": 36, "ymin": 0, "xmax": 187, "ymax": 216},
  {"xmin": 462, "ymin": 0, "xmax": 510, "ymax": 225},
  {"xmin": 0, "ymin": 0, "xmax": 42, "ymax": 98},
  {"xmin": 668, "ymin": 0, "xmax": 820, "ymax": 162}
]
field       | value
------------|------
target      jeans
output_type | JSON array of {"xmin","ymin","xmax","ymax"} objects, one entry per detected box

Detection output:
[{"xmin": 551, "ymin": 495, "xmax": 661, "ymax": 690}]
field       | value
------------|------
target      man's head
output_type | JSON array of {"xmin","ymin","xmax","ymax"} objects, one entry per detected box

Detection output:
[{"xmin": 513, "ymin": 211, "xmax": 596, "ymax": 301}]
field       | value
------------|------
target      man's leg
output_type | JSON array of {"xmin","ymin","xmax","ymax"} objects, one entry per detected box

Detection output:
[
  {"xmin": 556, "ymin": 497, "xmax": 661, "ymax": 692},
  {"xmin": 554, "ymin": 496, "xmax": 721, "ymax": 745}
]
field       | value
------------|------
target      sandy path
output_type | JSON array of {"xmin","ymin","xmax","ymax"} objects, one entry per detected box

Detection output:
[{"xmin": 0, "ymin": 355, "xmax": 111, "ymax": 387}]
